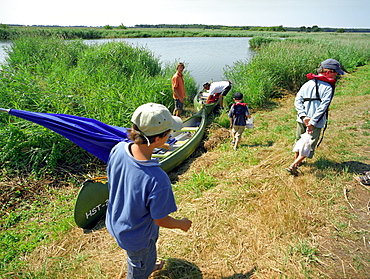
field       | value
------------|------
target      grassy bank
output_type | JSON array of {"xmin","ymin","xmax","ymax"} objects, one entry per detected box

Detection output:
[
  {"xmin": 0, "ymin": 26, "xmax": 296, "ymax": 40},
  {"xmin": 1, "ymin": 33, "xmax": 369, "ymax": 177},
  {"xmin": 224, "ymin": 33, "xmax": 370, "ymax": 108},
  {"xmin": 0, "ymin": 33, "xmax": 370, "ymax": 278},
  {"xmin": 1, "ymin": 63, "xmax": 369, "ymax": 279},
  {"xmin": 0, "ymin": 35, "xmax": 198, "ymax": 176}
]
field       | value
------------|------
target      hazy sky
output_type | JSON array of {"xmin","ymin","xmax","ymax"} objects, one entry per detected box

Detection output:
[{"xmin": 1, "ymin": 0, "xmax": 369, "ymax": 28}]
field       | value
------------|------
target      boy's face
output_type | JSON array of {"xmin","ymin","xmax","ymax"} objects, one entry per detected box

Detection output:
[
  {"xmin": 177, "ymin": 65, "xmax": 184, "ymax": 73},
  {"xmin": 327, "ymin": 70, "xmax": 338, "ymax": 79}
]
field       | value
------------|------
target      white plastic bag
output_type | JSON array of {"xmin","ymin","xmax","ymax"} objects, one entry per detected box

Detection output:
[
  {"xmin": 246, "ymin": 117, "xmax": 254, "ymax": 129},
  {"xmin": 293, "ymin": 132, "xmax": 313, "ymax": 157}
]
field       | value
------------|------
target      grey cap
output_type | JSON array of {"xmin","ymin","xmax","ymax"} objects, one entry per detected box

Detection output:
[{"xmin": 319, "ymin": 59, "xmax": 345, "ymax": 75}]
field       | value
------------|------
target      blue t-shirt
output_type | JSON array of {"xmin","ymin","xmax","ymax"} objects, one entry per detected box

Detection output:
[
  {"xmin": 228, "ymin": 103, "xmax": 250, "ymax": 126},
  {"xmin": 106, "ymin": 142, "xmax": 177, "ymax": 251}
]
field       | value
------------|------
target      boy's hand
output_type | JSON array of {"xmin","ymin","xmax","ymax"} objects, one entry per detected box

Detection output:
[
  {"xmin": 306, "ymin": 124, "xmax": 314, "ymax": 134},
  {"xmin": 303, "ymin": 116, "xmax": 310, "ymax": 126},
  {"xmin": 180, "ymin": 218, "xmax": 192, "ymax": 232}
]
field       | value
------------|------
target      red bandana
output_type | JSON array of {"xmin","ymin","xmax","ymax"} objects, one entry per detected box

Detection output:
[
  {"xmin": 306, "ymin": 73, "xmax": 336, "ymax": 88},
  {"xmin": 233, "ymin": 102, "xmax": 247, "ymax": 107}
]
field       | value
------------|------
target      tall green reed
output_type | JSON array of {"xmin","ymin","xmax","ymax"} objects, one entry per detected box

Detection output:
[
  {"xmin": 225, "ymin": 34, "xmax": 370, "ymax": 108},
  {"xmin": 0, "ymin": 35, "xmax": 197, "ymax": 176}
]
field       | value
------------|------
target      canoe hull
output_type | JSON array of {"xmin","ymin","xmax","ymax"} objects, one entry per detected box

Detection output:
[
  {"xmin": 159, "ymin": 112, "xmax": 205, "ymax": 172},
  {"xmin": 193, "ymin": 91, "xmax": 219, "ymax": 115}
]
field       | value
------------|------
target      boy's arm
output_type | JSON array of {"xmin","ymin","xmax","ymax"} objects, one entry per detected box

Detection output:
[
  {"xmin": 154, "ymin": 215, "xmax": 192, "ymax": 232},
  {"xmin": 228, "ymin": 107, "xmax": 234, "ymax": 128}
]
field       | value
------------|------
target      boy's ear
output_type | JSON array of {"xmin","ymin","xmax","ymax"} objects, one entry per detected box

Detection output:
[{"xmin": 154, "ymin": 135, "xmax": 162, "ymax": 145}]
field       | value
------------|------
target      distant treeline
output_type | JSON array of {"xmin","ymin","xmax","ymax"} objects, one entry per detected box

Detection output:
[
  {"xmin": 0, "ymin": 23, "xmax": 369, "ymax": 40},
  {"xmin": 134, "ymin": 24, "xmax": 287, "ymax": 32},
  {"xmin": 133, "ymin": 24, "xmax": 370, "ymax": 33}
]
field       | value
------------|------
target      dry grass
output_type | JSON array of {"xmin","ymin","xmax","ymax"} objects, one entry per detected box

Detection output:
[{"xmin": 23, "ymin": 66, "xmax": 370, "ymax": 278}]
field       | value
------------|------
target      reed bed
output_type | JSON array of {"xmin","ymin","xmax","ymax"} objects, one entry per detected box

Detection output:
[
  {"xmin": 0, "ymin": 35, "xmax": 197, "ymax": 175},
  {"xmin": 225, "ymin": 33, "xmax": 370, "ymax": 108},
  {"xmin": 0, "ymin": 26, "xmax": 295, "ymax": 40}
]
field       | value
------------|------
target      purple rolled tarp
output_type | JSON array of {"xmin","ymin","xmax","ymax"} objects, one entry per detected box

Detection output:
[{"xmin": 6, "ymin": 109, "xmax": 130, "ymax": 163}]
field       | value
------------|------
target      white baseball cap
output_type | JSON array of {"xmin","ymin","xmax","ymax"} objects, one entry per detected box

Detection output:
[{"xmin": 131, "ymin": 103, "xmax": 183, "ymax": 136}]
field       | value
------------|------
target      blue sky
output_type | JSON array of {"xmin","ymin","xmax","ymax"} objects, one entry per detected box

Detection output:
[{"xmin": 1, "ymin": 0, "xmax": 369, "ymax": 28}]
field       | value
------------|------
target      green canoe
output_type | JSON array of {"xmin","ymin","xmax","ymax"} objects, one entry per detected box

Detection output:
[
  {"xmin": 193, "ymin": 90, "xmax": 220, "ymax": 116},
  {"xmin": 74, "ymin": 108, "xmax": 210, "ymax": 229}
]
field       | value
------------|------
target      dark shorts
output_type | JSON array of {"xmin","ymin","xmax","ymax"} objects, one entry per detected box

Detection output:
[
  {"xmin": 126, "ymin": 239, "xmax": 157, "ymax": 279},
  {"xmin": 221, "ymin": 83, "xmax": 232, "ymax": 96},
  {"xmin": 174, "ymin": 99, "xmax": 184, "ymax": 110}
]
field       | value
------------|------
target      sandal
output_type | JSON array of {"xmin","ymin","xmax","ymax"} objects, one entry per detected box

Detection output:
[
  {"xmin": 286, "ymin": 165, "xmax": 299, "ymax": 176},
  {"xmin": 355, "ymin": 174, "xmax": 370, "ymax": 186},
  {"xmin": 153, "ymin": 260, "xmax": 165, "ymax": 272}
]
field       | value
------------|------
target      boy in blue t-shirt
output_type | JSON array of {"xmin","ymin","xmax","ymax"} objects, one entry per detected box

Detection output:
[
  {"xmin": 228, "ymin": 92, "xmax": 251, "ymax": 150},
  {"xmin": 106, "ymin": 103, "xmax": 192, "ymax": 279}
]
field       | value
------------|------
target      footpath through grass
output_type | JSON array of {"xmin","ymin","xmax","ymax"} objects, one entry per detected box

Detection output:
[{"xmin": 2, "ymin": 65, "xmax": 369, "ymax": 278}]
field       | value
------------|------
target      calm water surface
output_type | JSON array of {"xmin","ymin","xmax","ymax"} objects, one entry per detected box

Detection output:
[
  {"xmin": 86, "ymin": 37, "xmax": 255, "ymax": 86},
  {"xmin": 0, "ymin": 37, "xmax": 255, "ymax": 87},
  {"xmin": 0, "ymin": 41, "xmax": 12, "ymax": 66}
]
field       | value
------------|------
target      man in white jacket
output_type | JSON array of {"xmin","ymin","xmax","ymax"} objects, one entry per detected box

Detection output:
[
  {"xmin": 203, "ymin": 80, "xmax": 232, "ymax": 109},
  {"xmin": 286, "ymin": 59, "xmax": 345, "ymax": 176}
]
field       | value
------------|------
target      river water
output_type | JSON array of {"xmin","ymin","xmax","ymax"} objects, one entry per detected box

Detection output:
[{"xmin": 0, "ymin": 37, "xmax": 255, "ymax": 86}]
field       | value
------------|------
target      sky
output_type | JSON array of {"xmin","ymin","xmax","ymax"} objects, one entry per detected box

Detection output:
[{"xmin": 1, "ymin": 0, "xmax": 369, "ymax": 29}]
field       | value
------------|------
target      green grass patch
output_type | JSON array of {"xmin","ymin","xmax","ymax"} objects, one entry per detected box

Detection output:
[
  {"xmin": 0, "ymin": 33, "xmax": 370, "ymax": 278},
  {"xmin": 0, "ymin": 187, "xmax": 76, "ymax": 276}
]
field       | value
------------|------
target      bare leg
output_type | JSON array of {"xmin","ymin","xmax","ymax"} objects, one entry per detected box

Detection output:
[
  {"xmin": 234, "ymin": 138, "xmax": 240, "ymax": 150},
  {"xmin": 291, "ymin": 155, "xmax": 306, "ymax": 168},
  {"xmin": 173, "ymin": 109, "xmax": 182, "ymax": 117},
  {"xmin": 219, "ymin": 95, "xmax": 224, "ymax": 108},
  {"xmin": 294, "ymin": 151, "xmax": 299, "ymax": 160},
  {"xmin": 152, "ymin": 260, "xmax": 165, "ymax": 273},
  {"xmin": 286, "ymin": 155, "xmax": 306, "ymax": 176}
]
